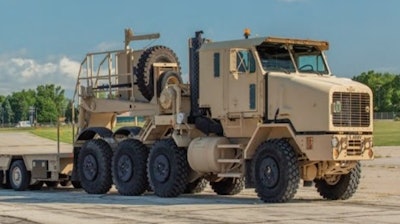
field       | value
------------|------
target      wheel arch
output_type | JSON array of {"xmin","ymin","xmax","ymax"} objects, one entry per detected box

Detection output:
[
  {"xmin": 244, "ymin": 123, "xmax": 299, "ymax": 159},
  {"xmin": 73, "ymin": 127, "xmax": 113, "ymax": 152},
  {"xmin": 76, "ymin": 127, "xmax": 113, "ymax": 142},
  {"xmin": 112, "ymin": 126, "xmax": 142, "ymax": 139},
  {"xmin": 2, "ymin": 156, "xmax": 24, "ymax": 171}
]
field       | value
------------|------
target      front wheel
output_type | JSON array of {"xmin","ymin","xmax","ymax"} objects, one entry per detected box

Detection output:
[
  {"xmin": 252, "ymin": 139, "xmax": 300, "ymax": 203},
  {"xmin": 314, "ymin": 162, "xmax": 361, "ymax": 200},
  {"xmin": 78, "ymin": 139, "xmax": 113, "ymax": 194},
  {"xmin": 147, "ymin": 139, "xmax": 189, "ymax": 197}
]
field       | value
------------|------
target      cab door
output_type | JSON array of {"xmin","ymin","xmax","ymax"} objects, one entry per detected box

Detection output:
[{"xmin": 226, "ymin": 48, "xmax": 258, "ymax": 114}]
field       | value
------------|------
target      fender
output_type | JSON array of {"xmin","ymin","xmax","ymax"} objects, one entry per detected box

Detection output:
[{"xmin": 244, "ymin": 123, "xmax": 298, "ymax": 159}]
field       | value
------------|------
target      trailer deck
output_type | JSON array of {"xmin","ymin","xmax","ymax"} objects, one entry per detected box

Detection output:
[
  {"xmin": 0, "ymin": 132, "xmax": 73, "ymax": 187},
  {"xmin": 0, "ymin": 132, "xmax": 72, "ymax": 155}
]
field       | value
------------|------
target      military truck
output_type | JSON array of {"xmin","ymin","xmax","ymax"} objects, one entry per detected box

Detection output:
[{"xmin": 58, "ymin": 28, "xmax": 375, "ymax": 202}]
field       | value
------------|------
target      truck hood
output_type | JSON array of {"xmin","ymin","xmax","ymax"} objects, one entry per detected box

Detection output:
[
  {"xmin": 267, "ymin": 72, "xmax": 373, "ymax": 132},
  {"xmin": 283, "ymin": 74, "xmax": 372, "ymax": 94}
]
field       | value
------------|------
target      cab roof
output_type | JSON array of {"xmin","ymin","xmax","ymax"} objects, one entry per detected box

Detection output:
[{"xmin": 200, "ymin": 36, "xmax": 329, "ymax": 51}]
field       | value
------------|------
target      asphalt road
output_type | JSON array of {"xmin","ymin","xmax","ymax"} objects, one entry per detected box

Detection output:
[{"xmin": 0, "ymin": 132, "xmax": 399, "ymax": 223}]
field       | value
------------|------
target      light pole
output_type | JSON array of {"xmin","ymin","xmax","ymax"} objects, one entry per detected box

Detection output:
[{"xmin": 29, "ymin": 106, "xmax": 35, "ymax": 127}]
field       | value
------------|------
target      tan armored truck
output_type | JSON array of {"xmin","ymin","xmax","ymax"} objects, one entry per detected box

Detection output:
[{"xmin": 71, "ymin": 29, "xmax": 373, "ymax": 202}]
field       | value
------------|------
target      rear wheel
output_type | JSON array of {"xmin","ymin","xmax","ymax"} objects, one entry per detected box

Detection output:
[
  {"xmin": 210, "ymin": 177, "xmax": 244, "ymax": 195},
  {"xmin": 112, "ymin": 139, "xmax": 149, "ymax": 196},
  {"xmin": 184, "ymin": 177, "xmax": 208, "ymax": 194},
  {"xmin": 78, "ymin": 139, "xmax": 113, "ymax": 194},
  {"xmin": 9, "ymin": 160, "xmax": 30, "ymax": 191},
  {"xmin": 147, "ymin": 139, "xmax": 189, "ymax": 197},
  {"xmin": 314, "ymin": 162, "xmax": 361, "ymax": 200},
  {"xmin": 252, "ymin": 139, "xmax": 300, "ymax": 203}
]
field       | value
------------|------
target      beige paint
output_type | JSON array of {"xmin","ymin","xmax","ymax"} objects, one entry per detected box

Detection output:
[{"xmin": 73, "ymin": 30, "xmax": 374, "ymax": 181}]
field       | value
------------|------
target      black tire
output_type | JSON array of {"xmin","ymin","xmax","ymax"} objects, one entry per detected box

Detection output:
[
  {"xmin": 45, "ymin": 181, "xmax": 59, "ymax": 188},
  {"xmin": 9, "ymin": 160, "xmax": 30, "ymax": 191},
  {"xmin": 314, "ymin": 162, "xmax": 361, "ymax": 200},
  {"xmin": 112, "ymin": 139, "xmax": 149, "ymax": 196},
  {"xmin": 210, "ymin": 178, "xmax": 244, "ymax": 195},
  {"xmin": 184, "ymin": 178, "xmax": 208, "ymax": 194},
  {"xmin": 252, "ymin": 139, "xmax": 300, "ymax": 203},
  {"xmin": 71, "ymin": 180, "xmax": 82, "ymax": 189},
  {"xmin": 147, "ymin": 139, "xmax": 189, "ymax": 197},
  {"xmin": 135, "ymin": 46, "xmax": 181, "ymax": 101},
  {"xmin": 29, "ymin": 181, "xmax": 44, "ymax": 190},
  {"xmin": 78, "ymin": 139, "xmax": 113, "ymax": 194}
]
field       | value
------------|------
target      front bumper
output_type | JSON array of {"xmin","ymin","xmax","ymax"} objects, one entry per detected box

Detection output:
[{"xmin": 296, "ymin": 134, "xmax": 374, "ymax": 161}]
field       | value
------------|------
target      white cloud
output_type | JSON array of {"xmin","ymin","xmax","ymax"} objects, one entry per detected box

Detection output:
[
  {"xmin": 0, "ymin": 54, "xmax": 80, "ymax": 96},
  {"xmin": 59, "ymin": 57, "xmax": 80, "ymax": 79}
]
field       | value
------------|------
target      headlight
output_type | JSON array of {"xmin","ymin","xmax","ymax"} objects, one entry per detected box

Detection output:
[{"xmin": 331, "ymin": 137, "xmax": 339, "ymax": 148}]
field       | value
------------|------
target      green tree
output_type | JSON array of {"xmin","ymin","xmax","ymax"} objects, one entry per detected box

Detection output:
[
  {"xmin": 35, "ymin": 84, "xmax": 67, "ymax": 123},
  {"xmin": 353, "ymin": 70, "xmax": 399, "ymax": 112},
  {"xmin": 35, "ymin": 97, "xmax": 58, "ymax": 123},
  {"xmin": 2, "ymin": 97, "xmax": 14, "ymax": 125},
  {"xmin": 10, "ymin": 92, "xmax": 27, "ymax": 123}
]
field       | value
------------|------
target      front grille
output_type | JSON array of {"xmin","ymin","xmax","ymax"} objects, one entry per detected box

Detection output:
[
  {"xmin": 347, "ymin": 139, "xmax": 363, "ymax": 156},
  {"xmin": 332, "ymin": 92, "xmax": 370, "ymax": 127}
]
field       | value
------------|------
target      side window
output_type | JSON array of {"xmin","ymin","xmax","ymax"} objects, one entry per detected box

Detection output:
[
  {"xmin": 236, "ymin": 50, "xmax": 255, "ymax": 73},
  {"xmin": 214, "ymin": 52, "xmax": 220, "ymax": 77}
]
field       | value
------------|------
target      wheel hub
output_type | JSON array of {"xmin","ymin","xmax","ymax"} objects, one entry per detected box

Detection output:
[
  {"xmin": 12, "ymin": 167, "xmax": 22, "ymax": 187},
  {"xmin": 153, "ymin": 154, "xmax": 170, "ymax": 183},
  {"xmin": 259, "ymin": 157, "xmax": 279, "ymax": 188},
  {"xmin": 83, "ymin": 154, "xmax": 98, "ymax": 181},
  {"xmin": 324, "ymin": 175, "xmax": 341, "ymax": 185},
  {"xmin": 117, "ymin": 155, "xmax": 133, "ymax": 182}
]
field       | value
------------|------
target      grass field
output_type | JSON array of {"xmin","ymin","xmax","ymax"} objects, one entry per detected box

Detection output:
[
  {"xmin": 28, "ymin": 122, "xmax": 141, "ymax": 144},
  {"xmin": 1, "ymin": 120, "xmax": 399, "ymax": 146},
  {"xmin": 30, "ymin": 126, "xmax": 75, "ymax": 144},
  {"xmin": 372, "ymin": 120, "xmax": 400, "ymax": 146}
]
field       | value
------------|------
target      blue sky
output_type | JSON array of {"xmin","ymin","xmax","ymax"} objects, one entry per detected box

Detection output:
[{"xmin": 0, "ymin": 0, "xmax": 399, "ymax": 96}]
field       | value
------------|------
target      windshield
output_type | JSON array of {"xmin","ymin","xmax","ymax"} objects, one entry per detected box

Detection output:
[
  {"xmin": 256, "ymin": 43, "xmax": 329, "ymax": 74},
  {"xmin": 257, "ymin": 43, "xmax": 295, "ymax": 73},
  {"xmin": 292, "ymin": 45, "xmax": 328, "ymax": 74}
]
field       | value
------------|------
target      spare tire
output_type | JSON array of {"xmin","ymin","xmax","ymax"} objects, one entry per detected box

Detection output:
[
  {"xmin": 157, "ymin": 71, "xmax": 182, "ymax": 96},
  {"xmin": 135, "ymin": 45, "xmax": 181, "ymax": 101}
]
